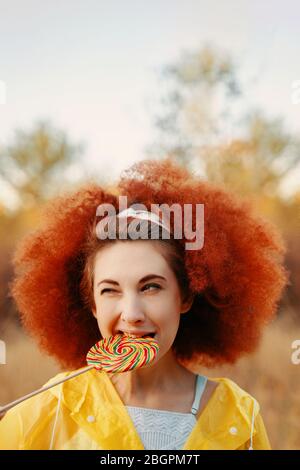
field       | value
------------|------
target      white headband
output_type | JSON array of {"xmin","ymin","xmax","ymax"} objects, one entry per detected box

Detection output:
[{"xmin": 117, "ymin": 207, "xmax": 170, "ymax": 233}]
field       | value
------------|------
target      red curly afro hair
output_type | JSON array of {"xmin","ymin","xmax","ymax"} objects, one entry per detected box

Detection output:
[{"xmin": 10, "ymin": 158, "xmax": 288, "ymax": 370}]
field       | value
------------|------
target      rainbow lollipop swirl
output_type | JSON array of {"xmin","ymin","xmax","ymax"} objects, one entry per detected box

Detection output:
[{"xmin": 86, "ymin": 333, "xmax": 159, "ymax": 373}]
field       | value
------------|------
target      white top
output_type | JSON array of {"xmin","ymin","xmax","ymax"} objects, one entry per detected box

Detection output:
[{"xmin": 125, "ymin": 375, "xmax": 207, "ymax": 450}]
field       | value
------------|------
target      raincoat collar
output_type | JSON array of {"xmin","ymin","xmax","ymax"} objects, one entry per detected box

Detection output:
[{"xmin": 48, "ymin": 367, "xmax": 258, "ymax": 450}]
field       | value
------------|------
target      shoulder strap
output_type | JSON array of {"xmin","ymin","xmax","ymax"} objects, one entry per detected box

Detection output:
[{"xmin": 190, "ymin": 375, "xmax": 207, "ymax": 416}]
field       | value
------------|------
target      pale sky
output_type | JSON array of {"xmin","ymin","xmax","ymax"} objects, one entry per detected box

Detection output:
[{"xmin": 0, "ymin": 0, "xmax": 300, "ymax": 207}]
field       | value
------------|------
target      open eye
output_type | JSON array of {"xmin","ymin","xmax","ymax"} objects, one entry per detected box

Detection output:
[{"xmin": 143, "ymin": 283, "xmax": 161, "ymax": 291}]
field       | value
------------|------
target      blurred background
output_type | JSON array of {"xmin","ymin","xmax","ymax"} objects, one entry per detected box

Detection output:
[{"xmin": 0, "ymin": 0, "xmax": 300, "ymax": 449}]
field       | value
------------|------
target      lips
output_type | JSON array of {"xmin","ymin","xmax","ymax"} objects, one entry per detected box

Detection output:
[{"xmin": 117, "ymin": 330, "xmax": 156, "ymax": 339}]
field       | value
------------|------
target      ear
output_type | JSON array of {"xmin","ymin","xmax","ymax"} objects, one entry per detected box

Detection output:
[
  {"xmin": 181, "ymin": 292, "xmax": 195, "ymax": 314},
  {"xmin": 92, "ymin": 307, "xmax": 97, "ymax": 319}
]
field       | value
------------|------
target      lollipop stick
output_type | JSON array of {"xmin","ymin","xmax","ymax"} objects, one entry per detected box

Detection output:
[{"xmin": 0, "ymin": 365, "xmax": 94, "ymax": 415}]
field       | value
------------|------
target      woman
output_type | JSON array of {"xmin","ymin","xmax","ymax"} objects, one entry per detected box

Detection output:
[{"xmin": 0, "ymin": 158, "xmax": 288, "ymax": 450}]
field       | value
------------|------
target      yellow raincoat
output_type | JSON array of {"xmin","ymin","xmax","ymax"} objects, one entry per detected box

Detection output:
[{"xmin": 0, "ymin": 367, "xmax": 271, "ymax": 450}]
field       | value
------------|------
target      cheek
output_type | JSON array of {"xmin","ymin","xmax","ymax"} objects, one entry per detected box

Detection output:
[
  {"xmin": 157, "ymin": 290, "xmax": 181, "ymax": 313},
  {"xmin": 93, "ymin": 297, "xmax": 118, "ymax": 329},
  {"xmin": 152, "ymin": 297, "xmax": 181, "ymax": 328}
]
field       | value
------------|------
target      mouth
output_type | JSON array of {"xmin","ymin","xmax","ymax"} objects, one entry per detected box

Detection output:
[{"xmin": 117, "ymin": 331, "xmax": 156, "ymax": 339}]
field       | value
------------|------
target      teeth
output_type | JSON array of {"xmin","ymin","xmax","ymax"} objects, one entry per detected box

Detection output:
[
  {"xmin": 127, "ymin": 334, "xmax": 147, "ymax": 338},
  {"xmin": 119, "ymin": 332, "xmax": 155, "ymax": 338}
]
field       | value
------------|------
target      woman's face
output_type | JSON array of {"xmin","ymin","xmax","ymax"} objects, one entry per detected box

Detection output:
[{"xmin": 92, "ymin": 240, "xmax": 193, "ymax": 363}]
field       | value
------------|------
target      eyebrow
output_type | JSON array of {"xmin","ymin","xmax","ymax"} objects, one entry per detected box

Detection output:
[{"xmin": 97, "ymin": 274, "xmax": 166, "ymax": 287}]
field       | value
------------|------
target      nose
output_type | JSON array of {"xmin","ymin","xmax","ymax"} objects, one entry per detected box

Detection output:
[{"xmin": 120, "ymin": 294, "xmax": 145, "ymax": 324}]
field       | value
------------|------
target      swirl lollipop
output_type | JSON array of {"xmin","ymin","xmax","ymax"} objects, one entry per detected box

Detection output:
[
  {"xmin": 0, "ymin": 334, "xmax": 159, "ymax": 414},
  {"xmin": 86, "ymin": 333, "xmax": 159, "ymax": 373}
]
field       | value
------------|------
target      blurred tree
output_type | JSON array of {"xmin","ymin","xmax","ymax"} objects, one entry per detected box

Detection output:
[
  {"xmin": 0, "ymin": 121, "xmax": 85, "ymax": 327},
  {"xmin": 202, "ymin": 112, "xmax": 300, "ymax": 199},
  {"xmin": 148, "ymin": 44, "xmax": 300, "ymax": 201},
  {"xmin": 0, "ymin": 120, "xmax": 84, "ymax": 213},
  {"xmin": 148, "ymin": 44, "xmax": 241, "ymax": 165},
  {"xmin": 148, "ymin": 44, "xmax": 300, "ymax": 320}
]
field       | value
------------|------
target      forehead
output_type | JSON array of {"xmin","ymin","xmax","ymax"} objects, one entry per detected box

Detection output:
[{"xmin": 93, "ymin": 241, "xmax": 170, "ymax": 279}]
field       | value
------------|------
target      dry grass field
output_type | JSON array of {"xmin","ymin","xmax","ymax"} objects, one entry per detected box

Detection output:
[{"xmin": 1, "ymin": 312, "xmax": 299, "ymax": 449}]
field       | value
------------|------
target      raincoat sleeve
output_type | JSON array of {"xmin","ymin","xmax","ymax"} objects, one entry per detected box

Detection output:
[
  {"xmin": 0, "ymin": 391, "xmax": 57, "ymax": 450},
  {"xmin": 237, "ymin": 412, "xmax": 272, "ymax": 450},
  {"xmin": 0, "ymin": 407, "xmax": 24, "ymax": 450}
]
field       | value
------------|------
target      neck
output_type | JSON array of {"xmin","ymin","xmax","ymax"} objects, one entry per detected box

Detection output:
[{"xmin": 110, "ymin": 349, "xmax": 194, "ymax": 402}]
